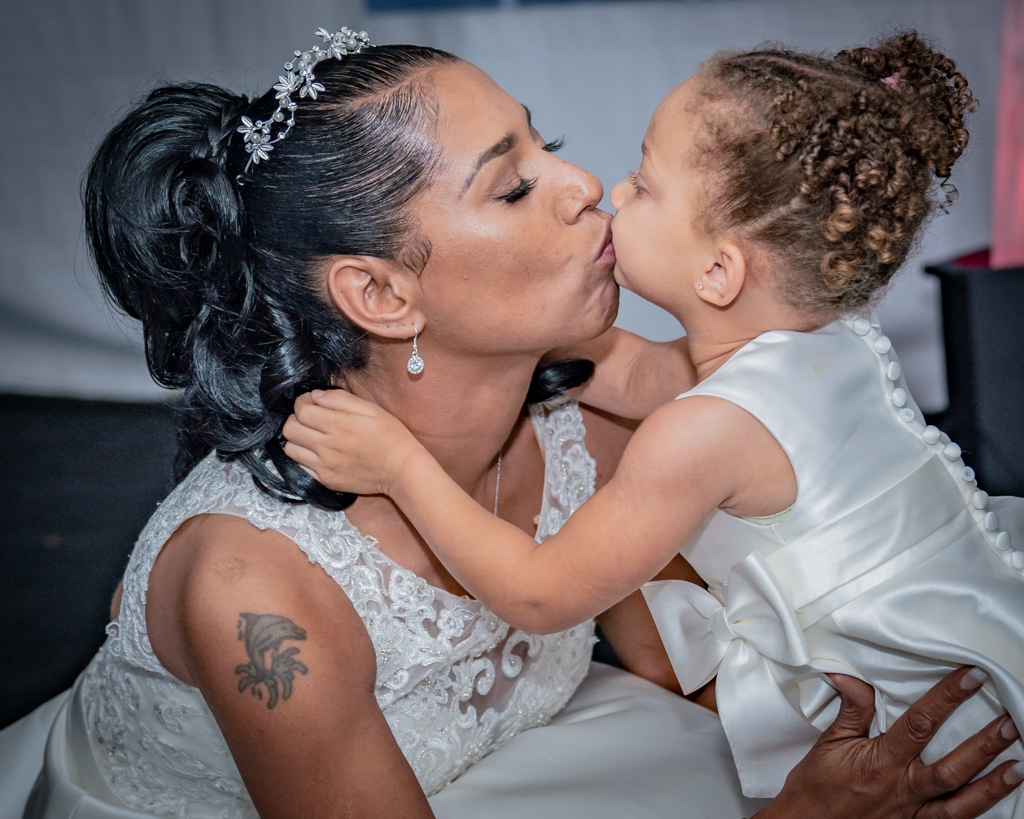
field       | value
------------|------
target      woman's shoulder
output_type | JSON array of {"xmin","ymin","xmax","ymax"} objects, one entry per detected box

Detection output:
[
  {"xmin": 116, "ymin": 453, "xmax": 375, "ymax": 672},
  {"xmin": 156, "ymin": 453, "xmax": 371, "ymax": 569},
  {"xmin": 148, "ymin": 509, "xmax": 374, "ymax": 684}
]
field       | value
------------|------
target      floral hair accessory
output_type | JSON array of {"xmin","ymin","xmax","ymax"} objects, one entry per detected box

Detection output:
[
  {"xmin": 881, "ymin": 72, "xmax": 902, "ymax": 90},
  {"xmin": 237, "ymin": 27, "xmax": 372, "ymax": 172}
]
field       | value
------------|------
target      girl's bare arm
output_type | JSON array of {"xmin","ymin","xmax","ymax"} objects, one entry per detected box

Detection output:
[
  {"xmin": 283, "ymin": 389, "xmax": 773, "ymax": 633},
  {"xmin": 548, "ymin": 327, "xmax": 696, "ymax": 419}
]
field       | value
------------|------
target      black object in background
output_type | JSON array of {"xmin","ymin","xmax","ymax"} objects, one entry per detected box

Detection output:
[
  {"xmin": 0, "ymin": 395, "xmax": 179, "ymax": 729},
  {"xmin": 925, "ymin": 250, "xmax": 1024, "ymax": 498}
]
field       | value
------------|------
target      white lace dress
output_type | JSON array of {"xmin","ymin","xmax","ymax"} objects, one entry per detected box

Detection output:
[{"xmin": 0, "ymin": 399, "xmax": 763, "ymax": 819}]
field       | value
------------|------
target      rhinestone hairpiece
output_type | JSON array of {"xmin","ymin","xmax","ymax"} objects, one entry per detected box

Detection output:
[{"xmin": 237, "ymin": 27, "xmax": 372, "ymax": 172}]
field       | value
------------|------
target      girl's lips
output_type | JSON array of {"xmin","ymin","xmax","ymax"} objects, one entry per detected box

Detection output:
[{"xmin": 598, "ymin": 240, "xmax": 616, "ymax": 264}]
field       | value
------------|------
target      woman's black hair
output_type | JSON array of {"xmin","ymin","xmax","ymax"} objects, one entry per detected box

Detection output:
[{"xmin": 85, "ymin": 44, "xmax": 592, "ymax": 511}]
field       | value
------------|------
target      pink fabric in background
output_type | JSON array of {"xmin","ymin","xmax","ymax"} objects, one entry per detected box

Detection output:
[{"xmin": 992, "ymin": 0, "xmax": 1024, "ymax": 269}]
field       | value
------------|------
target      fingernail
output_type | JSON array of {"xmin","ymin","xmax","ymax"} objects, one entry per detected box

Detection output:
[
  {"xmin": 961, "ymin": 667, "xmax": 988, "ymax": 690},
  {"xmin": 1002, "ymin": 718, "xmax": 1020, "ymax": 741},
  {"xmin": 313, "ymin": 389, "xmax": 325, "ymax": 397},
  {"xmin": 1004, "ymin": 761, "xmax": 1024, "ymax": 787}
]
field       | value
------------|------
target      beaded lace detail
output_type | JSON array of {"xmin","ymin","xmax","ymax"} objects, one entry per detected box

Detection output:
[{"xmin": 81, "ymin": 399, "xmax": 597, "ymax": 816}]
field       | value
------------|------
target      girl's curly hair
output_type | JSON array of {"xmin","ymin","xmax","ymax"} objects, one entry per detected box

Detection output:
[{"xmin": 692, "ymin": 31, "xmax": 976, "ymax": 318}]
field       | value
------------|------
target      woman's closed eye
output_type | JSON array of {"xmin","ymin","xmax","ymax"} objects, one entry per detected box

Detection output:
[
  {"xmin": 499, "ymin": 137, "xmax": 564, "ymax": 204},
  {"xmin": 501, "ymin": 176, "xmax": 538, "ymax": 204},
  {"xmin": 542, "ymin": 136, "xmax": 565, "ymax": 153}
]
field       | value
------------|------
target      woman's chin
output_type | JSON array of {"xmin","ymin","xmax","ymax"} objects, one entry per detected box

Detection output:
[{"xmin": 592, "ymin": 282, "xmax": 621, "ymax": 337}]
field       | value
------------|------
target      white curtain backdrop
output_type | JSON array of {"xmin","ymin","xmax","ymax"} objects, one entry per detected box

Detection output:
[{"xmin": 0, "ymin": 0, "xmax": 1002, "ymax": 408}]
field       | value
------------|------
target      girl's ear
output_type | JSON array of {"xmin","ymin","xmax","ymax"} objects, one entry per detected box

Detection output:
[
  {"xmin": 325, "ymin": 256, "xmax": 426, "ymax": 340},
  {"xmin": 695, "ymin": 242, "xmax": 746, "ymax": 307}
]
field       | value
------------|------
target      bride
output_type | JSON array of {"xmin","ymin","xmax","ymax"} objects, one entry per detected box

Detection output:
[{"xmin": 0, "ymin": 30, "xmax": 1017, "ymax": 819}]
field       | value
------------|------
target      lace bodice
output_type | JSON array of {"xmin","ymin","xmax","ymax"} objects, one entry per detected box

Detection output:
[{"xmin": 81, "ymin": 399, "xmax": 597, "ymax": 817}]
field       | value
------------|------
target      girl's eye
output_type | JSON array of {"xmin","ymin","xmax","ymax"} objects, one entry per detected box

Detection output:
[
  {"xmin": 501, "ymin": 177, "xmax": 538, "ymax": 204},
  {"xmin": 543, "ymin": 136, "xmax": 565, "ymax": 153},
  {"xmin": 629, "ymin": 171, "xmax": 646, "ymax": 196}
]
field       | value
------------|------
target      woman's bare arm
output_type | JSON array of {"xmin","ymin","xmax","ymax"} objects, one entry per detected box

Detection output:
[
  {"xmin": 146, "ymin": 514, "xmax": 435, "ymax": 819},
  {"xmin": 548, "ymin": 327, "xmax": 696, "ymax": 419}
]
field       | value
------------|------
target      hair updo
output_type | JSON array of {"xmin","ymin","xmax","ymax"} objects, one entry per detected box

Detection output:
[
  {"xmin": 691, "ymin": 31, "xmax": 976, "ymax": 318},
  {"xmin": 85, "ymin": 44, "xmax": 591, "ymax": 511}
]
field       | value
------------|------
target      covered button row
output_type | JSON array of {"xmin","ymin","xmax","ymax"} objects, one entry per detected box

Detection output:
[{"xmin": 856, "ymin": 317, "xmax": 1022, "ymax": 573}]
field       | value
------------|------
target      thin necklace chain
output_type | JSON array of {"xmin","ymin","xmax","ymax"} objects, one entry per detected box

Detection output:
[{"xmin": 493, "ymin": 450, "xmax": 502, "ymax": 516}]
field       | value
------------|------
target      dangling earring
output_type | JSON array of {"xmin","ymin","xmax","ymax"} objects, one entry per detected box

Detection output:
[{"xmin": 407, "ymin": 324, "xmax": 425, "ymax": 375}]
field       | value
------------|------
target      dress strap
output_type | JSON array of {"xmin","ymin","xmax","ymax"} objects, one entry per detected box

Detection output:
[{"xmin": 529, "ymin": 398, "xmax": 597, "ymax": 542}]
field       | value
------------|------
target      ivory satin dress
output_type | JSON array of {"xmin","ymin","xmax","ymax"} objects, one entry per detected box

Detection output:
[
  {"xmin": 643, "ymin": 317, "xmax": 1024, "ymax": 816},
  {"xmin": 0, "ymin": 399, "xmax": 763, "ymax": 819}
]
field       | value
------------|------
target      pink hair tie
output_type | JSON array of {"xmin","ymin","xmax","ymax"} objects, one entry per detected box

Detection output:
[{"xmin": 881, "ymin": 72, "xmax": 902, "ymax": 90}]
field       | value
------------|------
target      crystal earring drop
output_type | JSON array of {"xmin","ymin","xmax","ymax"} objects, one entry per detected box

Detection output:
[{"xmin": 407, "ymin": 325, "xmax": 425, "ymax": 375}]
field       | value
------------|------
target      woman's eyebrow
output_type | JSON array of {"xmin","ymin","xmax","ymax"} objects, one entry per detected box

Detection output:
[{"xmin": 460, "ymin": 105, "xmax": 533, "ymax": 197}]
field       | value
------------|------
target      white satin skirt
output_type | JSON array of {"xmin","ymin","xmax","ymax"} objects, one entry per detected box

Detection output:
[{"xmin": 0, "ymin": 662, "xmax": 765, "ymax": 819}]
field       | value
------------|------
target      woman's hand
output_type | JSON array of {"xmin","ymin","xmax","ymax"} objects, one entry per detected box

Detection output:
[
  {"xmin": 283, "ymin": 389, "xmax": 424, "ymax": 496},
  {"xmin": 757, "ymin": 667, "xmax": 1022, "ymax": 819}
]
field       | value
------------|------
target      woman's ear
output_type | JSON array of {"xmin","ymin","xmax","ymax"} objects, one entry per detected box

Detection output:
[
  {"xmin": 695, "ymin": 242, "xmax": 746, "ymax": 307},
  {"xmin": 325, "ymin": 256, "xmax": 426, "ymax": 340}
]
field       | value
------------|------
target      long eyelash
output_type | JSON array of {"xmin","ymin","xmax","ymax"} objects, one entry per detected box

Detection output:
[
  {"xmin": 629, "ymin": 171, "xmax": 641, "ymax": 190},
  {"xmin": 501, "ymin": 177, "xmax": 537, "ymax": 204},
  {"xmin": 543, "ymin": 136, "xmax": 566, "ymax": 153}
]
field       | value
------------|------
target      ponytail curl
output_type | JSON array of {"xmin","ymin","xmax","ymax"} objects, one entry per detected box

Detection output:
[{"xmin": 85, "ymin": 84, "xmax": 253, "ymax": 387}]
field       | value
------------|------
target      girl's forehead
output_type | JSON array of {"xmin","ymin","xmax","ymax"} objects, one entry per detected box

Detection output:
[{"xmin": 646, "ymin": 80, "xmax": 704, "ymax": 160}]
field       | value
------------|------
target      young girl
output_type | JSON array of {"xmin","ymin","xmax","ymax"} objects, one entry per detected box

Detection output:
[{"xmin": 283, "ymin": 32, "xmax": 1024, "ymax": 810}]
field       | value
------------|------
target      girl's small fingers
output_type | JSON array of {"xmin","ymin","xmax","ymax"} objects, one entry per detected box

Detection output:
[
  {"xmin": 283, "ymin": 440, "xmax": 321, "ymax": 471},
  {"xmin": 294, "ymin": 392, "xmax": 317, "ymax": 411},
  {"xmin": 282, "ymin": 415, "xmax": 326, "ymax": 448},
  {"xmin": 291, "ymin": 403, "xmax": 359, "ymax": 437},
  {"xmin": 915, "ymin": 714, "xmax": 1020, "ymax": 801},
  {"xmin": 310, "ymin": 387, "xmax": 378, "ymax": 415},
  {"xmin": 916, "ymin": 759, "xmax": 1022, "ymax": 819}
]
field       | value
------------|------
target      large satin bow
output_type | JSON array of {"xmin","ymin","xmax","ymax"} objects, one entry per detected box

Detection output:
[{"xmin": 642, "ymin": 551, "xmax": 810, "ymax": 695}]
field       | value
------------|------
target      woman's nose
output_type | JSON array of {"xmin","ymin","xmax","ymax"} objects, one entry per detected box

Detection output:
[{"xmin": 561, "ymin": 164, "xmax": 604, "ymax": 222}]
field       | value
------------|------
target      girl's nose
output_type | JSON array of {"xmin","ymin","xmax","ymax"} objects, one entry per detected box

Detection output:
[{"xmin": 609, "ymin": 178, "xmax": 628, "ymax": 211}]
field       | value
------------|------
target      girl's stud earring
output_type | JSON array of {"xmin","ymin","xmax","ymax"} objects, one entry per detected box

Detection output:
[
  {"xmin": 697, "ymin": 283, "xmax": 705, "ymax": 291},
  {"xmin": 407, "ymin": 325, "xmax": 425, "ymax": 375}
]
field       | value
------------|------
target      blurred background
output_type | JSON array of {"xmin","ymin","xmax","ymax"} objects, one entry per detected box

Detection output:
[{"xmin": 0, "ymin": 0, "xmax": 1017, "ymax": 729}]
